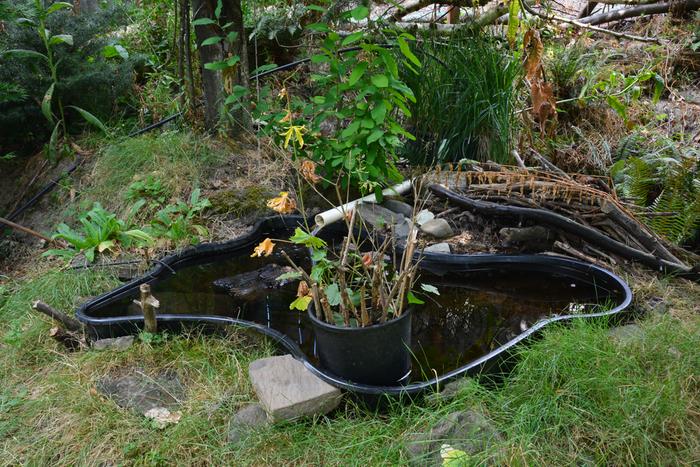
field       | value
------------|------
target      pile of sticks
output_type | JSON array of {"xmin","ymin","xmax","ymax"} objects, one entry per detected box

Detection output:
[{"xmin": 427, "ymin": 163, "xmax": 698, "ymax": 277}]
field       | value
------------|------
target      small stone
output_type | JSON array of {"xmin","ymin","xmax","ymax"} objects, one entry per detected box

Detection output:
[
  {"xmin": 356, "ymin": 203, "xmax": 405, "ymax": 230},
  {"xmin": 96, "ymin": 370, "xmax": 185, "ymax": 415},
  {"xmin": 144, "ymin": 407, "xmax": 182, "ymax": 429},
  {"xmin": 405, "ymin": 409, "xmax": 503, "ymax": 466},
  {"xmin": 415, "ymin": 210, "xmax": 435, "ymax": 226},
  {"xmin": 425, "ymin": 377, "xmax": 473, "ymax": 405},
  {"xmin": 249, "ymin": 355, "xmax": 342, "ymax": 422},
  {"xmin": 424, "ymin": 242, "xmax": 451, "ymax": 254},
  {"xmin": 382, "ymin": 199, "xmax": 413, "ymax": 217},
  {"xmin": 420, "ymin": 218, "xmax": 454, "ymax": 239},
  {"xmin": 393, "ymin": 219, "xmax": 411, "ymax": 239},
  {"xmin": 92, "ymin": 336, "xmax": 135, "ymax": 351},
  {"xmin": 608, "ymin": 324, "xmax": 644, "ymax": 346},
  {"xmin": 227, "ymin": 403, "xmax": 270, "ymax": 444}
]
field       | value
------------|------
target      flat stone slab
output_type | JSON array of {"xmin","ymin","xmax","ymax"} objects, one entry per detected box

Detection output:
[
  {"xmin": 382, "ymin": 199, "xmax": 414, "ymax": 217},
  {"xmin": 356, "ymin": 203, "xmax": 405, "ymax": 229},
  {"xmin": 249, "ymin": 355, "xmax": 342, "ymax": 422},
  {"xmin": 92, "ymin": 336, "xmax": 135, "ymax": 351},
  {"xmin": 424, "ymin": 242, "xmax": 451, "ymax": 254},
  {"xmin": 96, "ymin": 370, "xmax": 185, "ymax": 415}
]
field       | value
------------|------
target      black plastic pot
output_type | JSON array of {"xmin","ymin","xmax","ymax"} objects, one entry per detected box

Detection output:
[{"xmin": 308, "ymin": 307, "xmax": 413, "ymax": 386}]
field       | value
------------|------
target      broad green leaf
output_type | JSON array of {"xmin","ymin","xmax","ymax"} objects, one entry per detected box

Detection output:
[
  {"xmin": 350, "ymin": 5, "xmax": 369, "ymax": 20},
  {"xmin": 341, "ymin": 31, "xmax": 364, "ymax": 47},
  {"xmin": 289, "ymin": 295, "xmax": 312, "ymax": 311},
  {"xmin": 652, "ymin": 74, "xmax": 664, "ymax": 104},
  {"xmin": 42, "ymin": 83, "xmax": 54, "ymax": 124},
  {"xmin": 305, "ymin": 22, "xmax": 330, "ymax": 33},
  {"xmin": 204, "ymin": 61, "xmax": 229, "ymax": 70},
  {"xmin": 420, "ymin": 283, "xmax": 440, "ymax": 295},
  {"xmin": 226, "ymin": 31, "xmax": 238, "ymax": 43},
  {"xmin": 348, "ymin": 62, "xmax": 368, "ymax": 86},
  {"xmin": 48, "ymin": 121, "xmax": 60, "ymax": 161},
  {"xmin": 192, "ymin": 18, "xmax": 216, "ymax": 26},
  {"xmin": 102, "ymin": 44, "xmax": 129, "ymax": 59},
  {"xmin": 49, "ymin": 34, "xmax": 73, "ymax": 46},
  {"xmin": 251, "ymin": 63, "xmax": 278, "ymax": 75},
  {"xmin": 46, "ymin": 2, "xmax": 73, "ymax": 14},
  {"xmin": 397, "ymin": 36, "xmax": 420, "ymax": 68},
  {"xmin": 2, "ymin": 49, "xmax": 48, "ymax": 62},
  {"xmin": 324, "ymin": 283, "xmax": 341, "ymax": 307},
  {"xmin": 371, "ymin": 74, "xmax": 389, "ymax": 88},
  {"xmin": 606, "ymin": 95, "xmax": 626, "ymax": 120},
  {"xmin": 42, "ymin": 248, "xmax": 77, "ymax": 259},
  {"xmin": 97, "ymin": 240, "xmax": 115, "ymax": 253},
  {"xmin": 68, "ymin": 106, "xmax": 108, "ymax": 133},
  {"xmin": 124, "ymin": 229, "xmax": 155, "ymax": 245},
  {"xmin": 289, "ymin": 227, "xmax": 327, "ymax": 249},
  {"xmin": 367, "ymin": 129, "xmax": 384, "ymax": 144},
  {"xmin": 215, "ymin": 0, "xmax": 223, "ymax": 19},
  {"xmin": 310, "ymin": 53, "xmax": 329, "ymax": 63},
  {"xmin": 306, "ymin": 4, "xmax": 326, "ymax": 12},
  {"xmin": 226, "ymin": 55, "xmax": 240, "ymax": 66},
  {"xmin": 340, "ymin": 120, "xmax": 360, "ymax": 139},
  {"xmin": 201, "ymin": 36, "xmax": 222, "ymax": 46},
  {"xmin": 371, "ymin": 100, "xmax": 387, "ymax": 123},
  {"xmin": 407, "ymin": 291, "xmax": 425, "ymax": 305}
]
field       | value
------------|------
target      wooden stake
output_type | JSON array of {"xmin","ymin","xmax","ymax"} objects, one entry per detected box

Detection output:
[
  {"xmin": 1, "ymin": 217, "xmax": 53, "ymax": 243},
  {"xmin": 136, "ymin": 284, "xmax": 159, "ymax": 333},
  {"xmin": 32, "ymin": 300, "xmax": 84, "ymax": 332}
]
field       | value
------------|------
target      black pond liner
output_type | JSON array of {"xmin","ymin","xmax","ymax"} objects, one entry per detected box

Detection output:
[{"xmin": 76, "ymin": 215, "xmax": 633, "ymax": 397}]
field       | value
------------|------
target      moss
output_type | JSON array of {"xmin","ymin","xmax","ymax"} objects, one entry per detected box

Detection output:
[{"xmin": 208, "ymin": 186, "xmax": 273, "ymax": 218}]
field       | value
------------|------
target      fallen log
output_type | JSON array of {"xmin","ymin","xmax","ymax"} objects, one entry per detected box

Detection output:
[
  {"xmin": 579, "ymin": 0, "xmax": 700, "ymax": 24},
  {"xmin": 429, "ymin": 184, "xmax": 693, "ymax": 274},
  {"xmin": 0, "ymin": 216, "xmax": 53, "ymax": 243}
]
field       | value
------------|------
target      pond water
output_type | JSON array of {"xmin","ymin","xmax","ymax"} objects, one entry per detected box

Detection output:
[{"xmin": 89, "ymin": 229, "xmax": 625, "ymax": 381}]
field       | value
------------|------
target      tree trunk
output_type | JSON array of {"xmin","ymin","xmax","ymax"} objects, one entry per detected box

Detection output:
[
  {"xmin": 221, "ymin": 0, "xmax": 251, "ymax": 135},
  {"xmin": 192, "ymin": 0, "xmax": 225, "ymax": 130}
]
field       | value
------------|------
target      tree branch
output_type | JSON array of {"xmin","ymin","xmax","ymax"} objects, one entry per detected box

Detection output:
[{"xmin": 580, "ymin": 0, "xmax": 700, "ymax": 25}]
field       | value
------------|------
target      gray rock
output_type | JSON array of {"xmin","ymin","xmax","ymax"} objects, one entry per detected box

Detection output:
[
  {"xmin": 356, "ymin": 203, "xmax": 405, "ymax": 230},
  {"xmin": 249, "ymin": 354, "xmax": 342, "ymax": 422},
  {"xmin": 420, "ymin": 218, "xmax": 454, "ymax": 239},
  {"xmin": 227, "ymin": 403, "xmax": 270, "ymax": 444},
  {"xmin": 425, "ymin": 377, "xmax": 473, "ymax": 405},
  {"xmin": 424, "ymin": 242, "xmax": 451, "ymax": 254},
  {"xmin": 415, "ymin": 210, "xmax": 435, "ymax": 226},
  {"xmin": 382, "ymin": 199, "xmax": 413, "ymax": 218},
  {"xmin": 92, "ymin": 336, "xmax": 135, "ymax": 351},
  {"xmin": 405, "ymin": 409, "xmax": 503, "ymax": 466},
  {"xmin": 213, "ymin": 263, "xmax": 295, "ymax": 301},
  {"xmin": 608, "ymin": 324, "xmax": 644, "ymax": 346},
  {"xmin": 393, "ymin": 219, "xmax": 411, "ymax": 240},
  {"xmin": 96, "ymin": 370, "xmax": 185, "ymax": 415}
]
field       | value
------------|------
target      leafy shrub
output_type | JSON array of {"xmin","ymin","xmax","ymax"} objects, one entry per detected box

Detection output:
[
  {"xmin": 400, "ymin": 29, "xmax": 520, "ymax": 165},
  {"xmin": 145, "ymin": 189, "xmax": 212, "ymax": 246},
  {"xmin": 44, "ymin": 202, "xmax": 153, "ymax": 262},
  {"xmin": 0, "ymin": 1, "xmax": 137, "ymax": 153},
  {"xmin": 251, "ymin": 6, "xmax": 420, "ymax": 195},
  {"xmin": 612, "ymin": 134, "xmax": 700, "ymax": 245}
]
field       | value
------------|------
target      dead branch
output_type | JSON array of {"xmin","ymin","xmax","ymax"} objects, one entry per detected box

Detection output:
[
  {"xmin": 31, "ymin": 300, "xmax": 84, "ymax": 332},
  {"xmin": 389, "ymin": 0, "xmax": 489, "ymax": 21},
  {"xmin": 429, "ymin": 184, "xmax": 692, "ymax": 274},
  {"xmin": 0, "ymin": 216, "xmax": 53, "ymax": 243},
  {"xmin": 580, "ymin": 0, "xmax": 700, "ymax": 25},
  {"xmin": 135, "ymin": 284, "xmax": 159, "ymax": 333},
  {"xmin": 520, "ymin": 0, "xmax": 663, "ymax": 43}
]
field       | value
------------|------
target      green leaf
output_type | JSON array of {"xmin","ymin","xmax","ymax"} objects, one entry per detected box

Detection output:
[
  {"xmin": 67, "ymin": 106, "xmax": 108, "ymax": 133},
  {"xmin": 289, "ymin": 295, "xmax": 312, "ymax": 311},
  {"xmin": 123, "ymin": 229, "xmax": 155, "ymax": 245},
  {"xmin": 306, "ymin": 22, "xmax": 330, "ymax": 33},
  {"xmin": 371, "ymin": 100, "xmax": 387, "ymax": 123},
  {"xmin": 204, "ymin": 61, "xmax": 229, "ymax": 70},
  {"xmin": 341, "ymin": 31, "xmax": 364, "ymax": 47},
  {"xmin": 251, "ymin": 63, "xmax": 278, "ymax": 75},
  {"xmin": 652, "ymin": 74, "xmax": 664, "ymax": 104},
  {"xmin": 201, "ymin": 36, "xmax": 222, "ymax": 46},
  {"xmin": 407, "ymin": 291, "xmax": 425, "ymax": 305},
  {"xmin": 41, "ymin": 83, "xmax": 54, "ymax": 124},
  {"xmin": 102, "ymin": 44, "xmax": 129, "ymax": 59},
  {"xmin": 289, "ymin": 227, "xmax": 327, "ymax": 249},
  {"xmin": 48, "ymin": 121, "xmax": 60, "ymax": 161},
  {"xmin": 276, "ymin": 271, "xmax": 303, "ymax": 282},
  {"xmin": 306, "ymin": 4, "xmax": 327, "ymax": 12},
  {"xmin": 350, "ymin": 5, "xmax": 369, "ymax": 20},
  {"xmin": 226, "ymin": 55, "xmax": 240, "ymax": 66},
  {"xmin": 420, "ymin": 283, "xmax": 440, "ymax": 295},
  {"xmin": 1, "ymin": 49, "xmax": 48, "ymax": 62},
  {"xmin": 42, "ymin": 248, "xmax": 77, "ymax": 260},
  {"xmin": 324, "ymin": 283, "xmax": 341, "ymax": 306},
  {"xmin": 226, "ymin": 31, "xmax": 238, "ymax": 43},
  {"xmin": 606, "ymin": 95, "xmax": 626, "ymax": 120},
  {"xmin": 371, "ymin": 74, "xmax": 389, "ymax": 88},
  {"xmin": 340, "ymin": 120, "xmax": 360, "ymax": 139},
  {"xmin": 397, "ymin": 36, "xmax": 420, "ymax": 68},
  {"xmin": 49, "ymin": 34, "xmax": 73, "ymax": 46},
  {"xmin": 192, "ymin": 18, "xmax": 216, "ymax": 26},
  {"xmin": 215, "ymin": 0, "xmax": 223, "ymax": 19},
  {"xmin": 348, "ymin": 62, "xmax": 368, "ymax": 86},
  {"xmin": 367, "ymin": 129, "xmax": 384, "ymax": 144},
  {"xmin": 97, "ymin": 240, "xmax": 115, "ymax": 253},
  {"xmin": 46, "ymin": 2, "xmax": 73, "ymax": 14}
]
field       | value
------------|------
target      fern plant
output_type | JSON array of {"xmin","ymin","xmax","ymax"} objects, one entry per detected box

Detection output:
[{"xmin": 611, "ymin": 136, "xmax": 700, "ymax": 245}]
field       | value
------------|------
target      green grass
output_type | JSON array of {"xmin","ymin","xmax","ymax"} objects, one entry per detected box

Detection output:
[
  {"xmin": 0, "ymin": 269, "xmax": 698, "ymax": 465},
  {"xmin": 401, "ymin": 29, "xmax": 520, "ymax": 165},
  {"xmin": 76, "ymin": 130, "xmax": 228, "ymax": 217}
]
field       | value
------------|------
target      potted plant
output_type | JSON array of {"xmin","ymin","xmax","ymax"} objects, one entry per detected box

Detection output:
[{"xmin": 261, "ymin": 209, "xmax": 437, "ymax": 386}]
